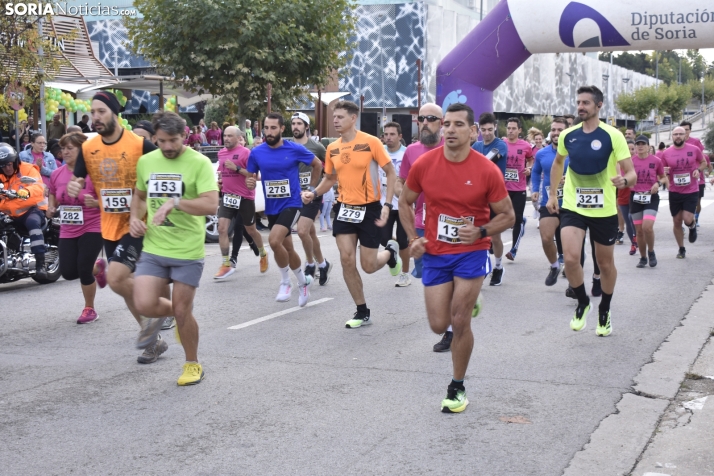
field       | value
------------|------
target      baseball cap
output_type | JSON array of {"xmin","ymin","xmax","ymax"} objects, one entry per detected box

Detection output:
[
  {"xmin": 133, "ymin": 120, "xmax": 155, "ymax": 135},
  {"xmin": 635, "ymin": 134, "xmax": 649, "ymax": 145},
  {"xmin": 291, "ymin": 112, "xmax": 311, "ymax": 127}
]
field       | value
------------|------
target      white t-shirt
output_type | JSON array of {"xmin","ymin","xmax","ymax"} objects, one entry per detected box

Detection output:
[{"xmin": 379, "ymin": 145, "xmax": 405, "ymax": 209}]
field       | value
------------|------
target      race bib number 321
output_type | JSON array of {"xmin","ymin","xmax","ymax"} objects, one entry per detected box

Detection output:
[
  {"xmin": 101, "ymin": 188, "xmax": 132, "ymax": 213},
  {"xmin": 575, "ymin": 187, "xmax": 604, "ymax": 209}
]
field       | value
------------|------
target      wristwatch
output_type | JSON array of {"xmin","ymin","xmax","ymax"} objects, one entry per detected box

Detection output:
[
  {"xmin": 623, "ymin": 177, "xmax": 628, "ymax": 186},
  {"xmin": 384, "ymin": 203, "xmax": 394, "ymax": 210},
  {"xmin": 479, "ymin": 226, "xmax": 487, "ymax": 239},
  {"xmin": 173, "ymin": 196, "xmax": 181, "ymax": 209},
  {"xmin": 307, "ymin": 186, "xmax": 317, "ymax": 195}
]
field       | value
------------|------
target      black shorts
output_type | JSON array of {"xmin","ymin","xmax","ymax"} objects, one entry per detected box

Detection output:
[
  {"xmin": 668, "ymin": 191, "xmax": 698, "ymax": 216},
  {"xmin": 629, "ymin": 192, "xmax": 660, "ymax": 214},
  {"xmin": 103, "ymin": 233, "xmax": 143, "ymax": 273},
  {"xmin": 539, "ymin": 206, "xmax": 561, "ymax": 220},
  {"xmin": 267, "ymin": 207, "xmax": 301, "ymax": 235},
  {"xmin": 559, "ymin": 209, "xmax": 618, "ymax": 246},
  {"xmin": 332, "ymin": 201, "xmax": 383, "ymax": 249},
  {"xmin": 217, "ymin": 197, "xmax": 256, "ymax": 226},
  {"xmin": 699, "ymin": 184, "xmax": 706, "ymax": 199},
  {"xmin": 380, "ymin": 209, "xmax": 408, "ymax": 250},
  {"xmin": 300, "ymin": 195, "xmax": 323, "ymax": 220}
]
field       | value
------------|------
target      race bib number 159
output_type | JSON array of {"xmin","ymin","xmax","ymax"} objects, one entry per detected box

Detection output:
[{"xmin": 101, "ymin": 188, "xmax": 132, "ymax": 213}]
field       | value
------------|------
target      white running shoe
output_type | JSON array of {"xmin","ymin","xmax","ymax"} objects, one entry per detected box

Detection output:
[
  {"xmin": 395, "ymin": 272, "xmax": 412, "ymax": 287},
  {"xmin": 276, "ymin": 282, "xmax": 292, "ymax": 302},
  {"xmin": 298, "ymin": 275, "xmax": 312, "ymax": 307}
]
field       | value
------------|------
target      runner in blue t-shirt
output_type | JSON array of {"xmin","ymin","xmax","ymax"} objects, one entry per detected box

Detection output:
[{"xmin": 246, "ymin": 113, "xmax": 322, "ymax": 306}]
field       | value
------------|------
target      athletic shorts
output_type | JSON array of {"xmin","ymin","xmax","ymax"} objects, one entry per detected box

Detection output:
[
  {"xmin": 668, "ymin": 191, "xmax": 698, "ymax": 216},
  {"xmin": 332, "ymin": 201, "xmax": 383, "ymax": 249},
  {"xmin": 300, "ymin": 195, "xmax": 323, "ymax": 221},
  {"xmin": 135, "ymin": 252, "xmax": 204, "ymax": 288},
  {"xmin": 629, "ymin": 192, "xmax": 660, "ymax": 223},
  {"xmin": 559, "ymin": 209, "xmax": 618, "ymax": 246},
  {"xmin": 699, "ymin": 184, "xmax": 706, "ymax": 199},
  {"xmin": 103, "ymin": 233, "xmax": 143, "ymax": 273},
  {"xmin": 539, "ymin": 206, "xmax": 561, "ymax": 220},
  {"xmin": 217, "ymin": 197, "xmax": 256, "ymax": 226},
  {"xmin": 422, "ymin": 250, "xmax": 492, "ymax": 287},
  {"xmin": 380, "ymin": 209, "xmax": 408, "ymax": 250},
  {"xmin": 267, "ymin": 207, "xmax": 301, "ymax": 234}
]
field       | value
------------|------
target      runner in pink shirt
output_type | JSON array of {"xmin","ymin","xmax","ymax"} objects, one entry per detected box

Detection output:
[
  {"xmin": 661, "ymin": 126, "xmax": 706, "ymax": 259},
  {"xmin": 504, "ymin": 117, "xmax": 533, "ymax": 261},
  {"xmin": 680, "ymin": 120, "xmax": 712, "ymax": 224}
]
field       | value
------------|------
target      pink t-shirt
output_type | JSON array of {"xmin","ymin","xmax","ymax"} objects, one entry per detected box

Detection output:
[
  {"xmin": 217, "ymin": 146, "xmax": 254, "ymax": 199},
  {"xmin": 655, "ymin": 150, "xmax": 665, "ymax": 159},
  {"xmin": 700, "ymin": 154, "xmax": 711, "ymax": 184},
  {"xmin": 206, "ymin": 129, "xmax": 222, "ymax": 146},
  {"xmin": 661, "ymin": 143, "xmax": 704, "ymax": 195},
  {"xmin": 399, "ymin": 138, "xmax": 445, "ymax": 230},
  {"xmin": 505, "ymin": 139, "xmax": 534, "ymax": 192},
  {"xmin": 686, "ymin": 137, "xmax": 705, "ymax": 152},
  {"xmin": 632, "ymin": 155, "xmax": 665, "ymax": 193},
  {"xmin": 49, "ymin": 165, "xmax": 101, "ymax": 239}
]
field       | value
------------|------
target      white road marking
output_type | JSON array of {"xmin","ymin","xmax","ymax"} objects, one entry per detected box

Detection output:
[{"xmin": 228, "ymin": 297, "xmax": 334, "ymax": 330}]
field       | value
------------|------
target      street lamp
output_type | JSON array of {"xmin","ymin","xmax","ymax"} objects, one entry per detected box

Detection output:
[
  {"xmin": 702, "ymin": 73, "xmax": 706, "ymax": 128},
  {"xmin": 622, "ymin": 78, "xmax": 630, "ymax": 129},
  {"xmin": 602, "ymin": 74, "xmax": 610, "ymax": 120},
  {"xmin": 565, "ymin": 72, "xmax": 575, "ymax": 113},
  {"xmin": 377, "ymin": 13, "xmax": 386, "ymax": 130}
]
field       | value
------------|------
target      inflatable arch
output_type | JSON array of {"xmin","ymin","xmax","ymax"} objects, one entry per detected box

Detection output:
[{"xmin": 436, "ymin": 0, "xmax": 714, "ymax": 116}]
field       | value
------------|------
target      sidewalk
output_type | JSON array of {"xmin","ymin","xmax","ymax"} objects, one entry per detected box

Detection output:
[{"xmin": 563, "ymin": 279, "xmax": 714, "ymax": 476}]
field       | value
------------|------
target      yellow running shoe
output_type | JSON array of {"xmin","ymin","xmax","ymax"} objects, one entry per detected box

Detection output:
[
  {"xmin": 177, "ymin": 362, "xmax": 204, "ymax": 386},
  {"xmin": 570, "ymin": 302, "xmax": 591, "ymax": 331},
  {"xmin": 260, "ymin": 252, "xmax": 269, "ymax": 273}
]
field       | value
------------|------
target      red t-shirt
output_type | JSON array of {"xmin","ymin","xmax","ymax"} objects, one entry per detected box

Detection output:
[{"xmin": 406, "ymin": 148, "xmax": 508, "ymax": 256}]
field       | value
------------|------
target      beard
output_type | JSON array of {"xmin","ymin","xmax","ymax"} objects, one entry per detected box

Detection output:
[
  {"xmin": 674, "ymin": 138, "xmax": 684, "ymax": 147},
  {"xmin": 265, "ymin": 134, "xmax": 281, "ymax": 146},
  {"xmin": 292, "ymin": 129, "xmax": 305, "ymax": 139},
  {"xmin": 96, "ymin": 116, "xmax": 117, "ymax": 137},
  {"xmin": 420, "ymin": 128, "xmax": 440, "ymax": 146}
]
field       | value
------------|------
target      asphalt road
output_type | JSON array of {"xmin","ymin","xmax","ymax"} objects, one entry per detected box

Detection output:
[{"xmin": 2, "ymin": 196, "xmax": 714, "ymax": 475}]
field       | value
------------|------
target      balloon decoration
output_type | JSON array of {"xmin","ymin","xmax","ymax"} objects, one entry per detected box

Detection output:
[
  {"xmin": 117, "ymin": 113, "xmax": 132, "ymax": 131},
  {"xmin": 17, "ymin": 109, "xmax": 28, "ymax": 122},
  {"xmin": 163, "ymin": 96, "xmax": 178, "ymax": 113},
  {"xmin": 42, "ymin": 87, "xmax": 128, "ymax": 122}
]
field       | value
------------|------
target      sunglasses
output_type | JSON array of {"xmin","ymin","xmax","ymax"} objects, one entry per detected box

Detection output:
[{"xmin": 418, "ymin": 115, "xmax": 441, "ymax": 123}]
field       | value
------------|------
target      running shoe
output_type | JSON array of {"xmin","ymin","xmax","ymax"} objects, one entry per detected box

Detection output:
[
  {"xmin": 304, "ymin": 263, "xmax": 316, "ymax": 279},
  {"xmin": 230, "ymin": 256, "xmax": 237, "ymax": 268},
  {"xmin": 489, "ymin": 267, "xmax": 504, "ymax": 286},
  {"xmin": 318, "ymin": 260, "xmax": 332, "ymax": 286},
  {"xmin": 276, "ymin": 282, "xmax": 292, "ymax": 302},
  {"xmin": 345, "ymin": 309, "xmax": 371, "ymax": 328},
  {"xmin": 558, "ymin": 254, "xmax": 564, "ymax": 267},
  {"xmin": 472, "ymin": 294, "xmax": 483, "ymax": 318},
  {"xmin": 570, "ymin": 302, "xmax": 591, "ymax": 331},
  {"xmin": 161, "ymin": 316, "xmax": 176, "ymax": 330},
  {"xmin": 214, "ymin": 265, "xmax": 235, "ymax": 279},
  {"xmin": 260, "ymin": 252, "xmax": 269, "ymax": 273},
  {"xmin": 249, "ymin": 240, "xmax": 260, "ymax": 256},
  {"xmin": 94, "ymin": 258, "xmax": 107, "ymax": 289},
  {"xmin": 545, "ymin": 266, "xmax": 559, "ymax": 286},
  {"xmin": 395, "ymin": 272, "xmax": 412, "ymax": 287},
  {"xmin": 298, "ymin": 276, "xmax": 312, "ymax": 307},
  {"xmin": 648, "ymin": 251, "xmax": 657, "ymax": 267},
  {"xmin": 629, "ymin": 243, "xmax": 637, "ymax": 255},
  {"xmin": 441, "ymin": 386, "xmax": 469, "ymax": 413},
  {"xmin": 505, "ymin": 249, "xmax": 516, "ymax": 261},
  {"xmin": 77, "ymin": 307, "xmax": 98, "ymax": 324},
  {"xmin": 137, "ymin": 335, "xmax": 168, "ymax": 364},
  {"xmin": 136, "ymin": 317, "xmax": 164, "ymax": 349},
  {"xmin": 615, "ymin": 231, "xmax": 624, "ymax": 244},
  {"xmin": 565, "ymin": 286, "xmax": 577, "ymax": 299},
  {"xmin": 677, "ymin": 247, "xmax": 686, "ymax": 259},
  {"xmin": 688, "ymin": 224, "xmax": 697, "ymax": 243},
  {"xmin": 591, "ymin": 278, "xmax": 602, "ymax": 297},
  {"xmin": 177, "ymin": 362, "xmax": 204, "ymax": 386},
  {"xmin": 636, "ymin": 257, "xmax": 648, "ymax": 268},
  {"xmin": 596, "ymin": 310, "xmax": 612, "ymax": 336},
  {"xmin": 386, "ymin": 240, "xmax": 401, "ymax": 277},
  {"xmin": 433, "ymin": 331, "xmax": 452, "ymax": 352}
]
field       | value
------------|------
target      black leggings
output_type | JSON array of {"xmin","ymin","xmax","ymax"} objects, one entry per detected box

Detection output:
[
  {"xmin": 231, "ymin": 214, "xmax": 255, "ymax": 258},
  {"xmin": 509, "ymin": 191, "xmax": 527, "ymax": 250},
  {"xmin": 59, "ymin": 233, "xmax": 103, "ymax": 285},
  {"xmin": 580, "ymin": 235, "xmax": 600, "ymax": 275},
  {"xmin": 380, "ymin": 209, "xmax": 408, "ymax": 250}
]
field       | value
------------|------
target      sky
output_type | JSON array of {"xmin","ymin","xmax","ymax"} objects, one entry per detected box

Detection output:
[{"xmin": 702, "ymin": 49, "xmax": 714, "ymax": 66}]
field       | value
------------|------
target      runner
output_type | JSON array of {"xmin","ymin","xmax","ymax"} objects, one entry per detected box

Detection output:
[
  {"xmin": 616, "ymin": 140, "xmax": 637, "ymax": 256},
  {"xmin": 380, "ymin": 121, "xmax": 411, "ymax": 287},
  {"xmin": 229, "ymin": 130, "xmax": 261, "ymax": 266},
  {"xmin": 680, "ymin": 121, "xmax": 711, "ymax": 226},
  {"xmin": 660, "ymin": 126, "xmax": 706, "ymax": 259},
  {"xmin": 546, "ymin": 85, "xmax": 635, "ymax": 337},
  {"xmin": 214, "ymin": 126, "xmax": 268, "ymax": 279},
  {"xmin": 630, "ymin": 135, "xmax": 667, "ymax": 268},
  {"xmin": 47, "ymin": 132, "xmax": 105, "ymax": 324},
  {"xmin": 66, "ymin": 91, "xmax": 168, "ymax": 363},
  {"xmin": 247, "ymin": 113, "xmax": 322, "ymax": 306},
  {"xmin": 398, "ymin": 103, "xmax": 445, "ymax": 282},
  {"xmin": 503, "ymin": 117, "xmax": 533, "ymax": 261},
  {"xmin": 531, "ymin": 118, "xmax": 569, "ymax": 286},
  {"xmin": 472, "ymin": 113, "xmax": 508, "ymax": 286},
  {"xmin": 398, "ymin": 103, "xmax": 514, "ymax": 413},
  {"xmin": 131, "ymin": 111, "xmax": 219, "ymax": 386},
  {"xmin": 301, "ymin": 100, "xmax": 401, "ymax": 328},
  {"xmin": 290, "ymin": 112, "xmax": 331, "ymax": 286}
]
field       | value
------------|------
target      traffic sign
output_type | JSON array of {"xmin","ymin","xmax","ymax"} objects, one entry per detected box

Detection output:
[{"xmin": 5, "ymin": 81, "xmax": 26, "ymax": 111}]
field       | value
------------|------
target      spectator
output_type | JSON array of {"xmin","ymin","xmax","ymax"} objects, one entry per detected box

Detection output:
[
  {"xmin": 18, "ymin": 133, "xmax": 57, "ymax": 186},
  {"xmin": 252, "ymin": 136, "xmax": 263, "ymax": 147},
  {"xmin": 199, "ymin": 118, "xmax": 208, "ymax": 133},
  {"xmin": 187, "ymin": 126, "xmax": 203, "ymax": 149},
  {"xmin": 19, "ymin": 133, "xmax": 30, "ymax": 151},
  {"xmin": 221, "ymin": 121, "xmax": 230, "ymax": 145},
  {"xmin": 47, "ymin": 114, "xmax": 67, "ymax": 141},
  {"xmin": 67, "ymin": 125, "xmax": 82, "ymax": 134},
  {"xmin": 10, "ymin": 120, "xmax": 30, "ymax": 150},
  {"xmin": 76, "ymin": 114, "xmax": 91, "ymax": 133},
  {"xmin": 132, "ymin": 120, "xmax": 156, "ymax": 145},
  {"xmin": 47, "ymin": 139, "xmax": 63, "ymax": 165},
  {"xmin": 244, "ymin": 119, "xmax": 254, "ymax": 146},
  {"xmin": 205, "ymin": 121, "xmax": 222, "ymax": 146}
]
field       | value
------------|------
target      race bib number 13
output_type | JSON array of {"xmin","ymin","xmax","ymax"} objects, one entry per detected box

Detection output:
[
  {"xmin": 575, "ymin": 187, "xmax": 604, "ymax": 209},
  {"xmin": 437, "ymin": 214, "xmax": 473, "ymax": 244},
  {"xmin": 101, "ymin": 188, "xmax": 132, "ymax": 213}
]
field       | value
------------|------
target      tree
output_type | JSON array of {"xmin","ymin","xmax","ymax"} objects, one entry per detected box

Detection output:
[
  {"xmin": 659, "ymin": 83, "xmax": 691, "ymax": 122},
  {"xmin": 126, "ymin": 0, "xmax": 355, "ymax": 126},
  {"xmin": 704, "ymin": 122, "xmax": 714, "ymax": 153},
  {"xmin": 616, "ymin": 86, "xmax": 660, "ymax": 123},
  {"xmin": 600, "ymin": 50, "xmax": 709, "ymax": 85}
]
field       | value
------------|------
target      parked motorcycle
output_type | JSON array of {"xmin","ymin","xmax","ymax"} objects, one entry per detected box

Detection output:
[{"xmin": 0, "ymin": 180, "xmax": 61, "ymax": 284}]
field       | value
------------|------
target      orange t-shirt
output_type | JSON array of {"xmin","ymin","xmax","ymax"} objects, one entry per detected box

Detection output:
[
  {"xmin": 325, "ymin": 131, "xmax": 391, "ymax": 205},
  {"xmin": 79, "ymin": 132, "xmax": 146, "ymax": 241}
]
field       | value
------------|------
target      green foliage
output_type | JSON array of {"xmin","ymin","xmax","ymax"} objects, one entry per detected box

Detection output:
[
  {"xmin": 704, "ymin": 122, "xmax": 714, "ymax": 153},
  {"xmin": 522, "ymin": 116, "xmax": 554, "ymax": 138},
  {"xmin": 600, "ymin": 50, "xmax": 713, "ymax": 85},
  {"xmin": 616, "ymin": 86, "xmax": 660, "ymax": 121},
  {"xmin": 203, "ymin": 98, "xmax": 231, "ymax": 127},
  {"xmin": 126, "ymin": 0, "xmax": 355, "ymax": 123},
  {"xmin": 659, "ymin": 83, "xmax": 691, "ymax": 121},
  {"xmin": 688, "ymin": 78, "xmax": 714, "ymax": 105}
]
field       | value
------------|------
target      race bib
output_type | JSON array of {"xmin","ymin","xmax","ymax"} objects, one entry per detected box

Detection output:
[
  {"xmin": 437, "ymin": 214, "xmax": 473, "ymax": 244},
  {"xmin": 299, "ymin": 172, "xmax": 311, "ymax": 187},
  {"xmin": 101, "ymin": 188, "xmax": 132, "ymax": 213},
  {"xmin": 265, "ymin": 179, "xmax": 290, "ymax": 198},
  {"xmin": 575, "ymin": 188, "xmax": 604, "ymax": 209},
  {"xmin": 673, "ymin": 173, "xmax": 691, "ymax": 186},
  {"xmin": 148, "ymin": 173, "xmax": 182, "ymax": 199},
  {"xmin": 504, "ymin": 168, "xmax": 519, "ymax": 182},
  {"xmin": 337, "ymin": 204, "xmax": 366, "ymax": 223},
  {"xmin": 223, "ymin": 193, "xmax": 242, "ymax": 209},
  {"xmin": 422, "ymin": 203, "xmax": 426, "ymax": 226},
  {"xmin": 211, "ymin": 140, "xmax": 218, "ymax": 146},
  {"xmin": 59, "ymin": 205, "xmax": 83, "ymax": 225},
  {"xmin": 556, "ymin": 185, "xmax": 564, "ymax": 199},
  {"xmin": 632, "ymin": 192, "xmax": 651, "ymax": 204}
]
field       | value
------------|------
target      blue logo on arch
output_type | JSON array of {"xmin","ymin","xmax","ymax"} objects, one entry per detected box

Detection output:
[
  {"xmin": 559, "ymin": 2, "xmax": 629, "ymax": 48},
  {"xmin": 442, "ymin": 90, "xmax": 467, "ymax": 111}
]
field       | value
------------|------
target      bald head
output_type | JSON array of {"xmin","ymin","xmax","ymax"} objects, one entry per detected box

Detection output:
[
  {"xmin": 419, "ymin": 103, "xmax": 443, "ymax": 117},
  {"xmin": 417, "ymin": 103, "xmax": 443, "ymax": 146},
  {"xmin": 672, "ymin": 126, "xmax": 686, "ymax": 147},
  {"xmin": 67, "ymin": 125, "xmax": 82, "ymax": 133}
]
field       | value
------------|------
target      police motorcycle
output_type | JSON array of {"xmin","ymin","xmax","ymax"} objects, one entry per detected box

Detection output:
[{"xmin": 0, "ymin": 178, "xmax": 61, "ymax": 284}]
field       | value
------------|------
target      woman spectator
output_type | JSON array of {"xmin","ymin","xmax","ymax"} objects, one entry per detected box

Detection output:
[
  {"xmin": 319, "ymin": 185, "xmax": 335, "ymax": 231},
  {"xmin": 188, "ymin": 126, "xmax": 203, "ymax": 149},
  {"xmin": 47, "ymin": 139, "xmax": 63, "ymax": 166},
  {"xmin": 19, "ymin": 133, "xmax": 57, "ymax": 187},
  {"xmin": 527, "ymin": 127, "xmax": 544, "ymax": 154},
  {"xmin": 199, "ymin": 118, "xmax": 208, "ymax": 134},
  {"xmin": 47, "ymin": 132, "xmax": 105, "ymax": 324},
  {"xmin": 19, "ymin": 133, "xmax": 30, "ymax": 151},
  {"xmin": 205, "ymin": 121, "xmax": 222, "ymax": 146}
]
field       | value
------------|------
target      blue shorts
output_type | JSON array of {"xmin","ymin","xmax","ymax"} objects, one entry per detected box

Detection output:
[{"xmin": 422, "ymin": 250, "xmax": 492, "ymax": 287}]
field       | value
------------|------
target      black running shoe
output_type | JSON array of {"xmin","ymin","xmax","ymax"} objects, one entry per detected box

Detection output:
[
  {"xmin": 636, "ymin": 257, "xmax": 647, "ymax": 268},
  {"xmin": 489, "ymin": 267, "xmax": 504, "ymax": 286},
  {"xmin": 433, "ymin": 331, "xmax": 452, "ymax": 352},
  {"xmin": 318, "ymin": 260, "xmax": 331, "ymax": 286},
  {"xmin": 688, "ymin": 224, "xmax": 697, "ymax": 243},
  {"xmin": 249, "ymin": 241, "xmax": 260, "ymax": 256},
  {"xmin": 677, "ymin": 247, "xmax": 686, "ymax": 259},
  {"xmin": 565, "ymin": 286, "xmax": 577, "ymax": 299},
  {"xmin": 591, "ymin": 278, "xmax": 602, "ymax": 297},
  {"xmin": 545, "ymin": 267, "xmax": 559, "ymax": 286},
  {"xmin": 304, "ymin": 263, "xmax": 316, "ymax": 279},
  {"xmin": 615, "ymin": 231, "xmax": 624, "ymax": 244},
  {"xmin": 648, "ymin": 251, "xmax": 657, "ymax": 267}
]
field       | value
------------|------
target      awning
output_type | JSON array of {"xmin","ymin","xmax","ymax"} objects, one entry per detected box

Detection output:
[{"xmin": 309, "ymin": 92, "xmax": 351, "ymax": 106}]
